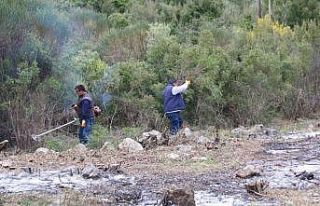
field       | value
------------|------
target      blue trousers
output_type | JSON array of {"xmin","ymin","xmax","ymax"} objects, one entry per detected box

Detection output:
[
  {"xmin": 79, "ymin": 117, "xmax": 94, "ymax": 144},
  {"xmin": 166, "ymin": 112, "xmax": 183, "ymax": 135}
]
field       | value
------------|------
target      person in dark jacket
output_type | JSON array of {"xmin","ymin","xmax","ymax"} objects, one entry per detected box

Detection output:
[
  {"xmin": 72, "ymin": 84, "xmax": 94, "ymax": 144},
  {"xmin": 163, "ymin": 79, "xmax": 190, "ymax": 135}
]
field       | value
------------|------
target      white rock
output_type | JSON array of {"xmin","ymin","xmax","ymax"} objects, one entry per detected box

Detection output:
[
  {"xmin": 167, "ymin": 153, "xmax": 180, "ymax": 160},
  {"xmin": 176, "ymin": 145, "xmax": 193, "ymax": 153},
  {"xmin": 195, "ymin": 136, "xmax": 210, "ymax": 145},
  {"xmin": 181, "ymin": 128, "xmax": 193, "ymax": 138},
  {"xmin": 118, "ymin": 138, "xmax": 144, "ymax": 152},
  {"xmin": 35, "ymin": 147, "xmax": 50, "ymax": 154},
  {"xmin": 0, "ymin": 160, "xmax": 13, "ymax": 168},
  {"xmin": 74, "ymin": 144, "xmax": 87, "ymax": 152}
]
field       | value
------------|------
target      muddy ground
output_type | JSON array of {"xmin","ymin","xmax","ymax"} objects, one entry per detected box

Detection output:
[{"xmin": 1, "ymin": 119, "xmax": 320, "ymax": 205}]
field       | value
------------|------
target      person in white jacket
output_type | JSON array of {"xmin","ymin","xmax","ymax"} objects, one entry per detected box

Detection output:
[{"xmin": 162, "ymin": 79, "xmax": 191, "ymax": 135}]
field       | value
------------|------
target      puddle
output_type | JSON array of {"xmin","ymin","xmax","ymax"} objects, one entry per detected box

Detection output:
[
  {"xmin": 0, "ymin": 167, "xmax": 135, "ymax": 193},
  {"xmin": 0, "ymin": 167, "xmax": 279, "ymax": 205},
  {"xmin": 261, "ymin": 135, "xmax": 320, "ymax": 190},
  {"xmin": 282, "ymin": 131, "xmax": 320, "ymax": 140},
  {"xmin": 265, "ymin": 161, "xmax": 320, "ymax": 189},
  {"xmin": 2, "ymin": 129, "xmax": 320, "ymax": 205},
  {"xmin": 266, "ymin": 149, "xmax": 300, "ymax": 155}
]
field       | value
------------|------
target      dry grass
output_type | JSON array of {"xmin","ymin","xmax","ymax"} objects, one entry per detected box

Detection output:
[
  {"xmin": 0, "ymin": 134, "xmax": 263, "ymax": 177},
  {"xmin": 269, "ymin": 118, "xmax": 320, "ymax": 133},
  {"xmin": 267, "ymin": 189, "xmax": 320, "ymax": 206},
  {"xmin": 1, "ymin": 191, "xmax": 105, "ymax": 206}
]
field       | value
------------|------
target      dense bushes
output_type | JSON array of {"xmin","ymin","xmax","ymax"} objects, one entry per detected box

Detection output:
[{"xmin": 1, "ymin": 0, "xmax": 320, "ymax": 148}]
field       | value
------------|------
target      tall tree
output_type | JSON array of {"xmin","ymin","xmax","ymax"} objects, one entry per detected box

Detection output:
[
  {"xmin": 257, "ymin": 0, "xmax": 262, "ymax": 18},
  {"xmin": 268, "ymin": 0, "xmax": 272, "ymax": 17}
]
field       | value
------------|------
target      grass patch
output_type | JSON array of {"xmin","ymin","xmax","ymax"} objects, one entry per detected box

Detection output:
[
  {"xmin": 121, "ymin": 126, "xmax": 144, "ymax": 140},
  {"xmin": 159, "ymin": 154, "xmax": 218, "ymax": 172},
  {"xmin": 43, "ymin": 134, "xmax": 78, "ymax": 152},
  {"xmin": 4, "ymin": 194, "xmax": 52, "ymax": 206},
  {"xmin": 3, "ymin": 191, "xmax": 105, "ymax": 206},
  {"xmin": 87, "ymin": 124, "xmax": 120, "ymax": 150}
]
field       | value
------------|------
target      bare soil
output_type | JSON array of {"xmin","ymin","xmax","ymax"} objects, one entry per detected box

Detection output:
[{"xmin": 1, "ymin": 119, "xmax": 320, "ymax": 205}]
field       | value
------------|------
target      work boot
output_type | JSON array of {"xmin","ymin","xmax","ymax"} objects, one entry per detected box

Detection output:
[{"xmin": 80, "ymin": 139, "xmax": 88, "ymax": 145}]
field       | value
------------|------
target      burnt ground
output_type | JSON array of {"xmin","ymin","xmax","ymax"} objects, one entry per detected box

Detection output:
[{"xmin": 1, "ymin": 122, "xmax": 320, "ymax": 205}]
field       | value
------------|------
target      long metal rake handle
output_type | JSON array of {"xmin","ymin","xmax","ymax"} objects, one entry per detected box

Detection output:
[{"xmin": 32, "ymin": 118, "xmax": 78, "ymax": 140}]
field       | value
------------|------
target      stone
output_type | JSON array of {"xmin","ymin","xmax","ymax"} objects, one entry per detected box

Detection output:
[
  {"xmin": 236, "ymin": 165, "xmax": 262, "ymax": 178},
  {"xmin": 296, "ymin": 171, "xmax": 314, "ymax": 180},
  {"xmin": 176, "ymin": 145, "xmax": 193, "ymax": 154},
  {"xmin": 265, "ymin": 128, "xmax": 278, "ymax": 136},
  {"xmin": 181, "ymin": 128, "xmax": 193, "ymax": 138},
  {"xmin": 0, "ymin": 159, "xmax": 13, "ymax": 168},
  {"xmin": 139, "ymin": 130, "xmax": 167, "ymax": 149},
  {"xmin": 162, "ymin": 188, "xmax": 195, "ymax": 206},
  {"xmin": 78, "ymin": 156, "xmax": 85, "ymax": 162},
  {"xmin": 74, "ymin": 144, "xmax": 87, "ymax": 153},
  {"xmin": 245, "ymin": 179, "xmax": 268, "ymax": 194},
  {"xmin": 118, "ymin": 138, "xmax": 144, "ymax": 152},
  {"xmin": 107, "ymin": 163, "xmax": 123, "ymax": 174},
  {"xmin": 195, "ymin": 136, "xmax": 210, "ymax": 145},
  {"xmin": 231, "ymin": 126, "xmax": 248, "ymax": 138},
  {"xmin": 82, "ymin": 164, "xmax": 101, "ymax": 179},
  {"xmin": 35, "ymin": 147, "xmax": 50, "ymax": 154},
  {"xmin": 167, "ymin": 153, "xmax": 180, "ymax": 160}
]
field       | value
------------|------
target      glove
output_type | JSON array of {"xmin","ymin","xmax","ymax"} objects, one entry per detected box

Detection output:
[
  {"xmin": 185, "ymin": 80, "xmax": 191, "ymax": 85},
  {"xmin": 70, "ymin": 104, "xmax": 78, "ymax": 110},
  {"xmin": 80, "ymin": 120, "xmax": 86, "ymax": 128}
]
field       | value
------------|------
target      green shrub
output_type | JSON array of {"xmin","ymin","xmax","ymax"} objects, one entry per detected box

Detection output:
[
  {"xmin": 121, "ymin": 126, "xmax": 143, "ymax": 140},
  {"xmin": 87, "ymin": 124, "xmax": 110, "ymax": 149},
  {"xmin": 108, "ymin": 13, "xmax": 128, "ymax": 28},
  {"xmin": 43, "ymin": 135, "xmax": 78, "ymax": 152}
]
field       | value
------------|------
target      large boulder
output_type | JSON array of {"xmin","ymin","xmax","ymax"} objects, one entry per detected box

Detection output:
[
  {"xmin": 118, "ymin": 138, "xmax": 144, "ymax": 152},
  {"xmin": 236, "ymin": 165, "xmax": 262, "ymax": 178},
  {"xmin": 82, "ymin": 164, "xmax": 101, "ymax": 179}
]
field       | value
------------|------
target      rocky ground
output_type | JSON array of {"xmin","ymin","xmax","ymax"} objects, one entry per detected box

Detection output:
[{"xmin": 0, "ymin": 119, "xmax": 320, "ymax": 205}]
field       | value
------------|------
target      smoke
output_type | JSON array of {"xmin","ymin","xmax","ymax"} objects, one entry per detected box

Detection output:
[
  {"xmin": 47, "ymin": 4, "xmax": 107, "ymax": 109},
  {"xmin": 101, "ymin": 93, "xmax": 113, "ymax": 106},
  {"xmin": 13, "ymin": 0, "xmax": 112, "ymax": 109}
]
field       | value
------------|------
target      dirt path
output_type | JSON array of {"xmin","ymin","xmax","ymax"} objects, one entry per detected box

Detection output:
[{"xmin": 1, "ymin": 123, "xmax": 320, "ymax": 205}]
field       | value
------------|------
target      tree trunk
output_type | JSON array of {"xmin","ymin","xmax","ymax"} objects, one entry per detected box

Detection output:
[
  {"xmin": 268, "ymin": 0, "xmax": 273, "ymax": 17},
  {"xmin": 257, "ymin": 0, "xmax": 262, "ymax": 18}
]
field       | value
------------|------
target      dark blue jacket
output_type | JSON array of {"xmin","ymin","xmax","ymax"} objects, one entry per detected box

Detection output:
[
  {"xmin": 163, "ymin": 84, "xmax": 186, "ymax": 113},
  {"xmin": 77, "ymin": 93, "xmax": 94, "ymax": 120}
]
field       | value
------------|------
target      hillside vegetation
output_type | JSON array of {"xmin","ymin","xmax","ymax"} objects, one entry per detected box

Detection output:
[{"xmin": 0, "ymin": 0, "xmax": 319, "ymax": 148}]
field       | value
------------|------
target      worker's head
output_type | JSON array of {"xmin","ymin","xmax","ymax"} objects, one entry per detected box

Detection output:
[
  {"xmin": 168, "ymin": 79, "xmax": 178, "ymax": 86},
  {"xmin": 75, "ymin": 84, "xmax": 86, "ymax": 97}
]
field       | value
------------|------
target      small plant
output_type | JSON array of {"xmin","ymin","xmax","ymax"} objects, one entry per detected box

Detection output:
[
  {"xmin": 87, "ymin": 124, "xmax": 109, "ymax": 149},
  {"xmin": 43, "ymin": 134, "xmax": 78, "ymax": 152},
  {"xmin": 121, "ymin": 126, "xmax": 143, "ymax": 140},
  {"xmin": 17, "ymin": 196, "xmax": 51, "ymax": 206}
]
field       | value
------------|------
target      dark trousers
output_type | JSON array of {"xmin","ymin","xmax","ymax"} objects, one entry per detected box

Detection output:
[
  {"xmin": 166, "ymin": 112, "xmax": 183, "ymax": 135},
  {"xmin": 79, "ymin": 117, "xmax": 94, "ymax": 144}
]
